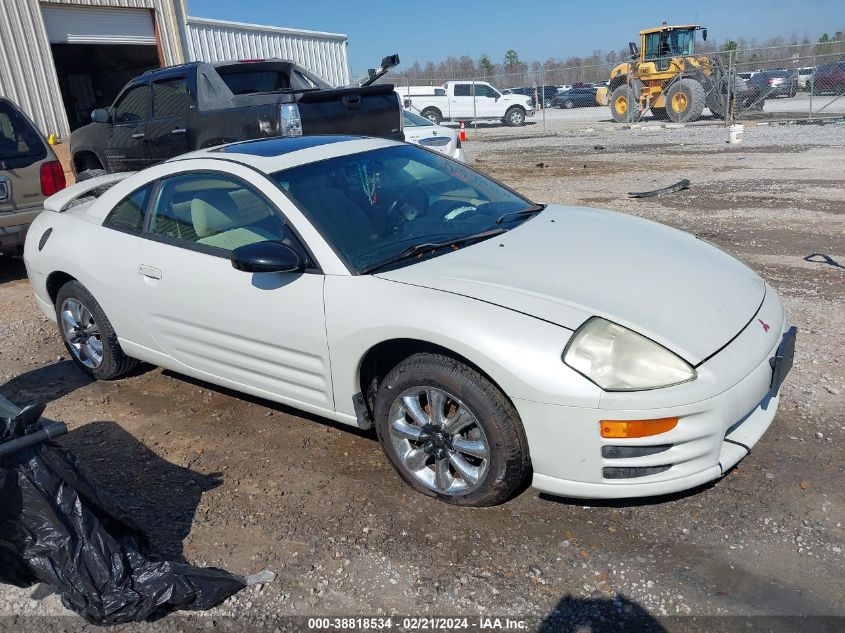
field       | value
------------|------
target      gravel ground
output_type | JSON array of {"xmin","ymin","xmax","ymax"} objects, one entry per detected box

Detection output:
[{"xmin": 0, "ymin": 123, "xmax": 843, "ymax": 632}]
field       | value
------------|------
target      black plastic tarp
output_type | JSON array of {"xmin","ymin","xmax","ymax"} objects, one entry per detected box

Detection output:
[{"xmin": 0, "ymin": 397, "xmax": 249, "ymax": 625}]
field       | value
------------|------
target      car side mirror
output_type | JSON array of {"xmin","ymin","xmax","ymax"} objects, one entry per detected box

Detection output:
[
  {"xmin": 702, "ymin": 29, "xmax": 708, "ymax": 42},
  {"xmin": 231, "ymin": 240, "xmax": 304, "ymax": 274},
  {"xmin": 91, "ymin": 108, "xmax": 110, "ymax": 124}
]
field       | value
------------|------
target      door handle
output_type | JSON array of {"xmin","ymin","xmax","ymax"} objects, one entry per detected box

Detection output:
[
  {"xmin": 171, "ymin": 128, "xmax": 186, "ymax": 135},
  {"xmin": 131, "ymin": 132, "xmax": 146, "ymax": 140},
  {"xmin": 138, "ymin": 264, "xmax": 162, "ymax": 280}
]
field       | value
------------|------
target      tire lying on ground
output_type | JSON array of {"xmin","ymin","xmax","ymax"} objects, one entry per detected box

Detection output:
[
  {"xmin": 665, "ymin": 78, "xmax": 706, "ymax": 123},
  {"xmin": 610, "ymin": 85, "xmax": 637, "ymax": 122},
  {"xmin": 76, "ymin": 168, "xmax": 107, "ymax": 182}
]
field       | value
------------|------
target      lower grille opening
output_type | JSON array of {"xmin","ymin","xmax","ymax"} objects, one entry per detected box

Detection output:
[
  {"xmin": 601, "ymin": 444, "xmax": 672, "ymax": 459},
  {"xmin": 602, "ymin": 465, "xmax": 671, "ymax": 479}
]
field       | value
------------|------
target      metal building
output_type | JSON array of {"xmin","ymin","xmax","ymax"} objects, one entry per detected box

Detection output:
[
  {"xmin": 185, "ymin": 17, "xmax": 349, "ymax": 87},
  {"xmin": 0, "ymin": 0, "xmax": 350, "ymax": 138}
]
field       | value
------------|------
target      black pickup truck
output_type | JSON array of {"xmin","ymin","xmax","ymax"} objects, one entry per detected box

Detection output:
[{"xmin": 70, "ymin": 57, "xmax": 403, "ymax": 177}]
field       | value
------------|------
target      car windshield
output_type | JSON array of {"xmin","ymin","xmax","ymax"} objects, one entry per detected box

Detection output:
[
  {"xmin": 0, "ymin": 101, "xmax": 43, "ymax": 160},
  {"xmin": 272, "ymin": 145, "xmax": 538, "ymax": 273},
  {"xmin": 403, "ymin": 111, "xmax": 434, "ymax": 127}
]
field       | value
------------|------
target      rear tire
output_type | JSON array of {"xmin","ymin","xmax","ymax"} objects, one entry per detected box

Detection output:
[
  {"xmin": 55, "ymin": 280, "xmax": 137, "ymax": 380},
  {"xmin": 665, "ymin": 78, "xmax": 706, "ymax": 123},
  {"xmin": 503, "ymin": 106, "xmax": 526, "ymax": 127},
  {"xmin": 610, "ymin": 85, "xmax": 637, "ymax": 122},
  {"xmin": 564, "ymin": 100, "xmax": 575, "ymax": 109},
  {"xmin": 373, "ymin": 353, "xmax": 531, "ymax": 506},
  {"xmin": 420, "ymin": 108, "xmax": 442, "ymax": 124}
]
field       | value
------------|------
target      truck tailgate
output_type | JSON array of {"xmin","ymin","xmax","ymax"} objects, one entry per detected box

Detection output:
[{"xmin": 297, "ymin": 85, "xmax": 402, "ymax": 139}]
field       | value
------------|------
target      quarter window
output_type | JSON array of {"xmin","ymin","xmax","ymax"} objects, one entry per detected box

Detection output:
[
  {"xmin": 114, "ymin": 85, "xmax": 150, "ymax": 124},
  {"xmin": 148, "ymin": 173, "xmax": 287, "ymax": 253},
  {"xmin": 104, "ymin": 184, "xmax": 152, "ymax": 233},
  {"xmin": 153, "ymin": 78, "xmax": 188, "ymax": 118}
]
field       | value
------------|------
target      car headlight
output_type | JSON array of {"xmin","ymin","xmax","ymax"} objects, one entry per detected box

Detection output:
[{"xmin": 563, "ymin": 317, "xmax": 696, "ymax": 391}]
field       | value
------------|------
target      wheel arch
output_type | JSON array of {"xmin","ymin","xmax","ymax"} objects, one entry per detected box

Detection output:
[
  {"xmin": 46, "ymin": 271, "xmax": 77, "ymax": 305},
  {"xmin": 357, "ymin": 338, "xmax": 514, "ymax": 420},
  {"xmin": 72, "ymin": 149, "xmax": 104, "ymax": 175}
]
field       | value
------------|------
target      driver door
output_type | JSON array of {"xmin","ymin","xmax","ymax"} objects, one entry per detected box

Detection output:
[
  {"xmin": 108, "ymin": 83, "xmax": 152, "ymax": 171},
  {"xmin": 133, "ymin": 168, "xmax": 334, "ymax": 412}
]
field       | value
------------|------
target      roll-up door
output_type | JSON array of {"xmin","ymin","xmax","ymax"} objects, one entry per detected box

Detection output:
[{"xmin": 42, "ymin": 6, "xmax": 156, "ymax": 45}]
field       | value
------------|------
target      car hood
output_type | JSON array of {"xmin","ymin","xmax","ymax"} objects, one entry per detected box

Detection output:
[{"xmin": 377, "ymin": 205, "xmax": 765, "ymax": 365}]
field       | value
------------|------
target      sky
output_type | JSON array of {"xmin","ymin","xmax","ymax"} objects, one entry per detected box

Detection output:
[{"xmin": 187, "ymin": 0, "xmax": 844, "ymax": 76}]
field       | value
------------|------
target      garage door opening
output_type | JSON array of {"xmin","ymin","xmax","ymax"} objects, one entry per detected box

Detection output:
[
  {"xmin": 52, "ymin": 43, "xmax": 160, "ymax": 131},
  {"xmin": 42, "ymin": 5, "xmax": 162, "ymax": 131}
]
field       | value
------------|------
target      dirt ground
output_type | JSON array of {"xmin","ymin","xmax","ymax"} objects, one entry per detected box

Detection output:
[{"xmin": 0, "ymin": 125, "xmax": 843, "ymax": 631}]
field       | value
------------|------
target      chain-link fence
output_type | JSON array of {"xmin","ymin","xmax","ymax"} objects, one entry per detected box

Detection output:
[{"xmin": 385, "ymin": 41, "xmax": 845, "ymax": 134}]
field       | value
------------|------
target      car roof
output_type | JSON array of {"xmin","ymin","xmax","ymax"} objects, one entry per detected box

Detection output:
[{"xmin": 170, "ymin": 135, "xmax": 403, "ymax": 173}]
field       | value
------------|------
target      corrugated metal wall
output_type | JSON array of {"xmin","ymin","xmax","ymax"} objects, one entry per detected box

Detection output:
[
  {"xmin": 185, "ymin": 17, "xmax": 350, "ymax": 87},
  {"xmin": 0, "ymin": 0, "xmax": 184, "ymax": 137},
  {"xmin": 0, "ymin": 1, "xmax": 351, "ymax": 138}
]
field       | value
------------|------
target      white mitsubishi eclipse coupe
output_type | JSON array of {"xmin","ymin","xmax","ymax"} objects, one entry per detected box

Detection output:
[{"xmin": 24, "ymin": 135, "xmax": 796, "ymax": 506}]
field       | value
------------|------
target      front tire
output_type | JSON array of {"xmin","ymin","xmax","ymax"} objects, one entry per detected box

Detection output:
[
  {"xmin": 610, "ymin": 85, "xmax": 637, "ymax": 122},
  {"xmin": 665, "ymin": 78, "xmax": 706, "ymax": 123},
  {"xmin": 373, "ymin": 353, "xmax": 531, "ymax": 506},
  {"xmin": 503, "ymin": 106, "xmax": 526, "ymax": 127},
  {"xmin": 55, "ymin": 280, "xmax": 137, "ymax": 380}
]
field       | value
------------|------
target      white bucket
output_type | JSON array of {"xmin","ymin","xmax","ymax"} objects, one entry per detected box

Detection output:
[{"xmin": 729, "ymin": 124, "xmax": 744, "ymax": 144}]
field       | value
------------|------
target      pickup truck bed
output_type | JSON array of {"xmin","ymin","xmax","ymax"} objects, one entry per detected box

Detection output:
[{"xmin": 71, "ymin": 59, "xmax": 403, "ymax": 175}]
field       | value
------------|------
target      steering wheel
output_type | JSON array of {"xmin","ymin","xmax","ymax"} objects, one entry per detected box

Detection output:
[{"xmin": 383, "ymin": 185, "xmax": 429, "ymax": 236}]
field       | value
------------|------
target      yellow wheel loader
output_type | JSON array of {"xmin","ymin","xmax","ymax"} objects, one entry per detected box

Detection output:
[{"xmin": 608, "ymin": 25, "xmax": 747, "ymax": 123}]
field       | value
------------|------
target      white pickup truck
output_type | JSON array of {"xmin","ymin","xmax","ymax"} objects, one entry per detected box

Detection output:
[{"xmin": 396, "ymin": 81, "xmax": 534, "ymax": 127}]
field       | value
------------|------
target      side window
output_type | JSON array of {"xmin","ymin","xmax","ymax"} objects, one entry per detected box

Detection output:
[
  {"xmin": 434, "ymin": 88, "xmax": 446, "ymax": 96},
  {"xmin": 453, "ymin": 84, "xmax": 472, "ymax": 97},
  {"xmin": 148, "ymin": 173, "xmax": 287, "ymax": 253},
  {"xmin": 114, "ymin": 85, "xmax": 150, "ymax": 124},
  {"xmin": 153, "ymin": 78, "xmax": 188, "ymax": 119},
  {"xmin": 104, "ymin": 184, "xmax": 152, "ymax": 233},
  {"xmin": 476, "ymin": 85, "xmax": 497, "ymax": 98}
]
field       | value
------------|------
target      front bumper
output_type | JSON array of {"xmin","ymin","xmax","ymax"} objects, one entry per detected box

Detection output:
[{"xmin": 518, "ymin": 291, "xmax": 793, "ymax": 499}]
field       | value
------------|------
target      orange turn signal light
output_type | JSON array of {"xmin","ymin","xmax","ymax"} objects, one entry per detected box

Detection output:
[{"xmin": 600, "ymin": 417, "xmax": 679, "ymax": 439}]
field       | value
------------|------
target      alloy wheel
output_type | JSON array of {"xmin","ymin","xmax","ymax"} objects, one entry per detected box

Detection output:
[
  {"xmin": 60, "ymin": 298, "xmax": 103, "ymax": 369},
  {"xmin": 387, "ymin": 386, "xmax": 490, "ymax": 495}
]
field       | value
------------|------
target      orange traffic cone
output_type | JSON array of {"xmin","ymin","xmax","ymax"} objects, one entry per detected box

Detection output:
[{"xmin": 459, "ymin": 121, "xmax": 467, "ymax": 142}]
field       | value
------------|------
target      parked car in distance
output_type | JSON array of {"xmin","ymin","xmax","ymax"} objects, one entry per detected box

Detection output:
[
  {"xmin": 796, "ymin": 66, "xmax": 815, "ymax": 90},
  {"xmin": 0, "ymin": 98, "xmax": 66, "ymax": 256},
  {"xmin": 809, "ymin": 61, "xmax": 845, "ymax": 95},
  {"xmin": 25, "ymin": 135, "xmax": 794, "ymax": 506},
  {"xmin": 511, "ymin": 85, "xmax": 558, "ymax": 108},
  {"xmin": 552, "ymin": 87, "xmax": 599, "ymax": 109},
  {"xmin": 745, "ymin": 69, "xmax": 798, "ymax": 100},
  {"xmin": 71, "ymin": 57, "xmax": 404, "ymax": 179},
  {"xmin": 402, "ymin": 110, "xmax": 465, "ymax": 162},
  {"xmin": 397, "ymin": 81, "xmax": 534, "ymax": 127}
]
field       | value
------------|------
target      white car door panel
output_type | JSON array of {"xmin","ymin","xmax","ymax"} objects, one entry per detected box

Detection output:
[
  {"xmin": 131, "ymin": 169, "xmax": 334, "ymax": 411},
  {"xmin": 134, "ymin": 240, "xmax": 332, "ymax": 409}
]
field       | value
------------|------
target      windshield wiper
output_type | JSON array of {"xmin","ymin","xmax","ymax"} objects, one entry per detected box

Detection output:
[
  {"xmin": 360, "ymin": 228, "xmax": 507, "ymax": 274},
  {"xmin": 496, "ymin": 204, "xmax": 546, "ymax": 225}
]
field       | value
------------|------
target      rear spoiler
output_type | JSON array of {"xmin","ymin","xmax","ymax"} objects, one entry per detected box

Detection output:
[{"xmin": 44, "ymin": 172, "xmax": 135, "ymax": 212}]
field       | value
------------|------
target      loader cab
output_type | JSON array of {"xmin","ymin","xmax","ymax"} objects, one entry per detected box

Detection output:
[{"xmin": 641, "ymin": 25, "xmax": 705, "ymax": 71}]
